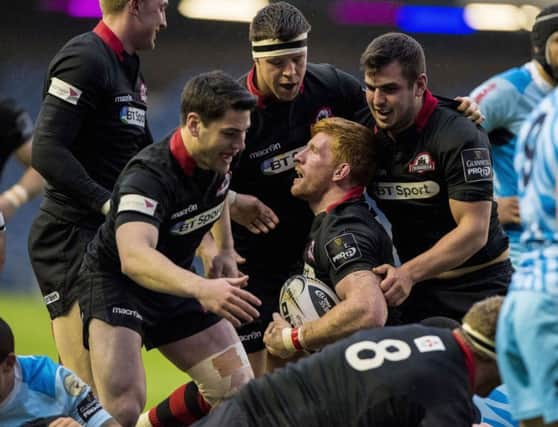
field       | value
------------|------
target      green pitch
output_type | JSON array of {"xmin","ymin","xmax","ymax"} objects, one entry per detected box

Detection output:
[{"xmin": 0, "ymin": 292, "xmax": 190, "ymax": 409}]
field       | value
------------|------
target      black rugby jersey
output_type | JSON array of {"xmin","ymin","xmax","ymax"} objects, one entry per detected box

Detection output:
[
  {"xmin": 33, "ymin": 21, "xmax": 152, "ymax": 224},
  {"xmin": 303, "ymin": 189, "xmax": 394, "ymax": 289},
  {"xmin": 82, "ymin": 129, "xmax": 229, "ymax": 276},
  {"xmin": 367, "ymin": 91, "xmax": 508, "ymax": 268},
  {"xmin": 0, "ymin": 98, "xmax": 33, "ymax": 176},
  {"xmin": 231, "ymin": 63, "xmax": 367, "ymax": 271},
  {"xmin": 229, "ymin": 325, "xmax": 476, "ymax": 427}
]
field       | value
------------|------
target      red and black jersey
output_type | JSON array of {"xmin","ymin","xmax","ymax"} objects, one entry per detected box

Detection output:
[
  {"xmin": 366, "ymin": 92, "xmax": 508, "ymax": 268},
  {"xmin": 33, "ymin": 21, "xmax": 152, "ymax": 225},
  {"xmin": 0, "ymin": 97, "xmax": 33, "ymax": 176},
  {"xmin": 231, "ymin": 63, "xmax": 367, "ymax": 272},
  {"xmin": 303, "ymin": 190, "xmax": 394, "ymax": 289},
  {"xmin": 196, "ymin": 325, "xmax": 477, "ymax": 427},
  {"xmin": 82, "ymin": 129, "xmax": 230, "ymax": 277}
]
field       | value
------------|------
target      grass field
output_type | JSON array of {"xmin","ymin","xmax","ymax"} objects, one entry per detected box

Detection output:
[{"xmin": 0, "ymin": 291, "xmax": 190, "ymax": 409}]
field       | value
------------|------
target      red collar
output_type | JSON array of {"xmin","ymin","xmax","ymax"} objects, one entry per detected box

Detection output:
[
  {"xmin": 452, "ymin": 330, "xmax": 476, "ymax": 392},
  {"xmin": 415, "ymin": 89, "xmax": 438, "ymax": 132},
  {"xmin": 374, "ymin": 89, "xmax": 438, "ymax": 135},
  {"xmin": 326, "ymin": 186, "xmax": 364, "ymax": 213},
  {"xmin": 169, "ymin": 129, "xmax": 196, "ymax": 176},
  {"xmin": 93, "ymin": 20, "xmax": 125, "ymax": 62},
  {"xmin": 246, "ymin": 66, "xmax": 304, "ymax": 108}
]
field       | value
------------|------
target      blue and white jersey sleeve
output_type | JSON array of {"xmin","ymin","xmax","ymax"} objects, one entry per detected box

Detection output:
[
  {"xmin": 54, "ymin": 363, "xmax": 112, "ymax": 426},
  {"xmin": 0, "ymin": 356, "xmax": 112, "ymax": 427}
]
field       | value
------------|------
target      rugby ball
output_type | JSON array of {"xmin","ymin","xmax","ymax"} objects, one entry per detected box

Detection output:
[{"xmin": 279, "ymin": 275, "xmax": 340, "ymax": 327}]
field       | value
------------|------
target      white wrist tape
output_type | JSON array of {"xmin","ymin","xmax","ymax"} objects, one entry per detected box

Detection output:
[{"xmin": 0, "ymin": 211, "xmax": 6, "ymax": 231}]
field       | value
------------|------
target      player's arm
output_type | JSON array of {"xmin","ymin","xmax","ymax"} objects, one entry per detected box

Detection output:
[
  {"xmin": 32, "ymin": 55, "xmax": 112, "ymax": 214},
  {"xmin": 375, "ymin": 199, "xmax": 491, "ymax": 306},
  {"xmin": 297, "ymin": 269, "xmax": 387, "ymax": 350},
  {"xmin": 203, "ymin": 199, "xmax": 244, "ymax": 278},
  {"xmin": 0, "ymin": 140, "xmax": 45, "ymax": 220},
  {"xmin": 116, "ymin": 221, "xmax": 260, "ymax": 326}
]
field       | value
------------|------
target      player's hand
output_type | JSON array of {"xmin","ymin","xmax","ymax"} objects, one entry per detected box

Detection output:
[
  {"xmin": 197, "ymin": 276, "xmax": 261, "ymax": 327},
  {"xmin": 455, "ymin": 96, "xmax": 485, "ymax": 125},
  {"xmin": 496, "ymin": 196, "xmax": 520, "ymax": 225},
  {"xmin": 0, "ymin": 195, "xmax": 17, "ymax": 221},
  {"xmin": 373, "ymin": 264, "xmax": 414, "ymax": 306},
  {"xmin": 48, "ymin": 417, "xmax": 82, "ymax": 427},
  {"xmin": 263, "ymin": 313, "xmax": 297, "ymax": 359},
  {"xmin": 230, "ymin": 193, "xmax": 279, "ymax": 234},
  {"xmin": 208, "ymin": 248, "xmax": 246, "ymax": 278}
]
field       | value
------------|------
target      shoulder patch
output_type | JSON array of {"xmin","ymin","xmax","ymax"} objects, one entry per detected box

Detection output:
[
  {"xmin": 48, "ymin": 77, "xmax": 82, "ymax": 105},
  {"xmin": 414, "ymin": 335, "xmax": 446, "ymax": 353},
  {"xmin": 63, "ymin": 373, "xmax": 87, "ymax": 396},
  {"xmin": 325, "ymin": 233, "xmax": 362, "ymax": 270},
  {"xmin": 118, "ymin": 194, "xmax": 158, "ymax": 216},
  {"xmin": 461, "ymin": 148, "xmax": 492, "ymax": 182}
]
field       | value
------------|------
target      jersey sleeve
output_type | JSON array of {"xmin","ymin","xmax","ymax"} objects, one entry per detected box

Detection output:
[
  {"xmin": 114, "ymin": 164, "xmax": 170, "ymax": 230},
  {"xmin": 439, "ymin": 115, "xmax": 494, "ymax": 202},
  {"xmin": 32, "ymin": 43, "xmax": 112, "ymax": 212},
  {"xmin": 54, "ymin": 365, "xmax": 113, "ymax": 427},
  {"xmin": 470, "ymin": 76, "xmax": 518, "ymax": 133},
  {"xmin": 320, "ymin": 214, "xmax": 392, "ymax": 285}
]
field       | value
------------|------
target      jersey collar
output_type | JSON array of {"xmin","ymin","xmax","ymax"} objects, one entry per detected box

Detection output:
[
  {"xmin": 326, "ymin": 186, "xmax": 364, "ymax": 213},
  {"xmin": 170, "ymin": 128, "xmax": 196, "ymax": 176},
  {"xmin": 452, "ymin": 330, "xmax": 476, "ymax": 392},
  {"xmin": 93, "ymin": 20, "xmax": 125, "ymax": 62},
  {"xmin": 415, "ymin": 89, "xmax": 438, "ymax": 132},
  {"xmin": 246, "ymin": 66, "xmax": 304, "ymax": 108}
]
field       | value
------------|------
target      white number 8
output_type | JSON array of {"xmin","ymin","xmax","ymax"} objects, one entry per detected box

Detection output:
[{"xmin": 345, "ymin": 339, "xmax": 412, "ymax": 371}]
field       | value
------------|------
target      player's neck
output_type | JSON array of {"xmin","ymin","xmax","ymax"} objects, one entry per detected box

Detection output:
[
  {"xmin": 311, "ymin": 186, "xmax": 351, "ymax": 214},
  {"xmin": 472, "ymin": 356, "xmax": 499, "ymax": 397},
  {"xmin": 534, "ymin": 60, "xmax": 557, "ymax": 86},
  {"xmin": 102, "ymin": 14, "xmax": 136, "ymax": 55},
  {"xmin": 0, "ymin": 371, "xmax": 15, "ymax": 404}
]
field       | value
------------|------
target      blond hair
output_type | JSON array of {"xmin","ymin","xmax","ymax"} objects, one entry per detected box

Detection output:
[
  {"xmin": 99, "ymin": 0, "xmax": 128, "ymax": 15},
  {"xmin": 461, "ymin": 296, "xmax": 504, "ymax": 361}
]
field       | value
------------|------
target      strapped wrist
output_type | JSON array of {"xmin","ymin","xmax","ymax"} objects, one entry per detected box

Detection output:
[
  {"xmin": 0, "ymin": 211, "xmax": 6, "ymax": 231},
  {"xmin": 2, "ymin": 184, "xmax": 29, "ymax": 208}
]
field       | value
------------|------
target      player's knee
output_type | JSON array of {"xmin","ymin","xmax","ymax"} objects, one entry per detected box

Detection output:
[
  {"xmin": 188, "ymin": 341, "xmax": 254, "ymax": 406},
  {"xmin": 106, "ymin": 396, "xmax": 143, "ymax": 427}
]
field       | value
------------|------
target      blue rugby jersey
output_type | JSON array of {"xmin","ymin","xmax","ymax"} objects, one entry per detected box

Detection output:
[
  {"xmin": 0, "ymin": 356, "xmax": 112, "ymax": 427},
  {"xmin": 470, "ymin": 61, "xmax": 554, "ymax": 265},
  {"xmin": 513, "ymin": 87, "xmax": 558, "ymax": 295}
]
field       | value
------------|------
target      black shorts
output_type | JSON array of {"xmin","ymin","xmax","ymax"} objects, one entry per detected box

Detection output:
[
  {"xmin": 28, "ymin": 209, "xmax": 97, "ymax": 319},
  {"xmin": 236, "ymin": 261, "xmax": 302, "ymax": 353},
  {"xmin": 78, "ymin": 269, "xmax": 222, "ymax": 350},
  {"xmin": 397, "ymin": 259, "xmax": 512, "ymax": 324}
]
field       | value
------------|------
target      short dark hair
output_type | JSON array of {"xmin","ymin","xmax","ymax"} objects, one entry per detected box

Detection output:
[
  {"xmin": 360, "ymin": 32, "xmax": 426, "ymax": 85},
  {"xmin": 249, "ymin": 1, "xmax": 311, "ymax": 42},
  {"xmin": 311, "ymin": 117, "xmax": 376, "ymax": 186},
  {"xmin": 0, "ymin": 317, "xmax": 14, "ymax": 363},
  {"xmin": 180, "ymin": 71, "xmax": 257, "ymax": 126}
]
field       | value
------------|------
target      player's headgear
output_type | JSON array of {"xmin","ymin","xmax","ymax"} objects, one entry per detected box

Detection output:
[
  {"xmin": 460, "ymin": 296, "xmax": 503, "ymax": 361},
  {"xmin": 531, "ymin": 4, "xmax": 558, "ymax": 80},
  {"xmin": 0, "ymin": 317, "xmax": 15, "ymax": 362}
]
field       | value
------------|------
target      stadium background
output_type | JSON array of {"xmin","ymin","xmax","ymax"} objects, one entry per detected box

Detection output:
[{"xmin": 0, "ymin": 0, "xmax": 542, "ymax": 408}]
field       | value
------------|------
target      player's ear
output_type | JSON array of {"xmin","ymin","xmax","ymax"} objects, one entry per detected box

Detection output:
[
  {"xmin": 415, "ymin": 73, "xmax": 428, "ymax": 98},
  {"xmin": 333, "ymin": 163, "xmax": 350, "ymax": 182},
  {"xmin": 186, "ymin": 112, "xmax": 201, "ymax": 138},
  {"xmin": 129, "ymin": 0, "xmax": 141, "ymax": 15}
]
